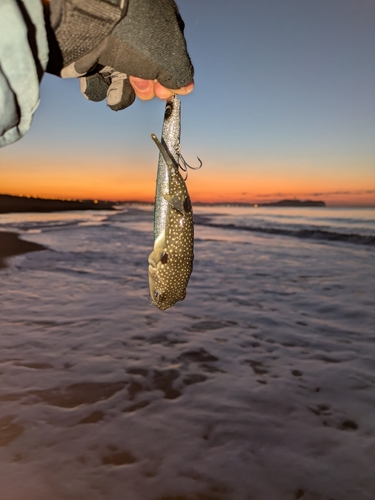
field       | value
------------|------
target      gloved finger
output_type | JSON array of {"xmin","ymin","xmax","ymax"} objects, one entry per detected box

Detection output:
[
  {"xmin": 79, "ymin": 73, "xmax": 109, "ymax": 102},
  {"xmin": 73, "ymin": 42, "xmax": 106, "ymax": 76},
  {"xmin": 61, "ymin": 61, "xmax": 86, "ymax": 78},
  {"xmin": 97, "ymin": 0, "xmax": 194, "ymax": 90},
  {"xmin": 99, "ymin": 35, "xmax": 193, "ymax": 91},
  {"xmin": 151, "ymin": 65, "xmax": 193, "ymax": 92},
  {"xmin": 60, "ymin": 40, "xmax": 109, "ymax": 79},
  {"xmin": 106, "ymin": 71, "xmax": 135, "ymax": 111},
  {"xmin": 47, "ymin": 0, "xmax": 125, "ymax": 76}
]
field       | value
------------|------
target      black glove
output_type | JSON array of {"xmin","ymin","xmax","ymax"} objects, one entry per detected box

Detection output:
[{"xmin": 47, "ymin": 0, "xmax": 194, "ymax": 111}]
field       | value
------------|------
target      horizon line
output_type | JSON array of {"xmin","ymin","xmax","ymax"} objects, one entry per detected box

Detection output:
[{"xmin": 1, "ymin": 193, "xmax": 375, "ymax": 208}]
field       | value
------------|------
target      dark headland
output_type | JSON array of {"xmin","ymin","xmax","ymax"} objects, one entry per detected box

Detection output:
[
  {"xmin": 0, "ymin": 194, "xmax": 116, "ymax": 269},
  {"xmin": 0, "ymin": 194, "xmax": 116, "ymax": 214}
]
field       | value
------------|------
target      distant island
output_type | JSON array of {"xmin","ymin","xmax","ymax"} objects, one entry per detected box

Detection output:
[
  {"xmin": 194, "ymin": 199, "xmax": 326, "ymax": 207},
  {"xmin": 257, "ymin": 199, "xmax": 325, "ymax": 207},
  {"xmin": 0, "ymin": 194, "xmax": 116, "ymax": 213}
]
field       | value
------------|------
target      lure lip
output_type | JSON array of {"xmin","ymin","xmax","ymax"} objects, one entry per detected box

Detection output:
[{"xmin": 151, "ymin": 133, "xmax": 178, "ymax": 170}]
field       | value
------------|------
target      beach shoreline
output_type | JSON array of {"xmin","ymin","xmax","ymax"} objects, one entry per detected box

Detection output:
[
  {"xmin": 0, "ymin": 231, "xmax": 46, "ymax": 269},
  {"xmin": 0, "ymin": 207, "xmax": 374, "ymax": 500}
]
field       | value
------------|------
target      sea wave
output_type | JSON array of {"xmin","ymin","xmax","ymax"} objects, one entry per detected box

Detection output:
[{"xmin": 194, "ymin": 216, "xmax": 375, "ymax": 246}]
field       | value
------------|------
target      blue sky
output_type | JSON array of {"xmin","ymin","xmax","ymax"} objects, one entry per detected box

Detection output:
[{"xmin": 1, "ymin": 0, "xmax": 374, "ymax": 204}]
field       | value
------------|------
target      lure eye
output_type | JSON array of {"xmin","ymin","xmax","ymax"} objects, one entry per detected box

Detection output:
[{"xmin": 165, "ymin": 103, "xmax": 173, "ymax": 119}]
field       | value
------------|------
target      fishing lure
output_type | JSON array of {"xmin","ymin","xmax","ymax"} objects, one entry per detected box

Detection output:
[{"xmin": 148, "ymin": 95, "xmax": 201, "ymax": 310}]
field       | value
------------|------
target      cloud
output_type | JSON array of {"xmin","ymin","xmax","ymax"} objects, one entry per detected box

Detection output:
[
  {"xmin": 257, "ymin": 189, "xmax": 375, "ymax": 198},
  {"xmin": 309, "ymin": 190, "xmax": 375, "ymax": 196},
  {"xmin": 258, "ymin": 192, "xmax": 293, "ymax": 198}
]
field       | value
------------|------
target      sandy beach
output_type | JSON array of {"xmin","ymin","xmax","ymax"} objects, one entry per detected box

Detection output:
[
  {"xmin": 0, "ymin": 206, "xmax": 374, "ymax": 500},
  {"xmin": 0, "ymin": 231, "xmax": 46, "ymax": 269}
]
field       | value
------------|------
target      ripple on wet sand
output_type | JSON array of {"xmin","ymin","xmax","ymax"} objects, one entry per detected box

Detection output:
[
  {"xmin": 0, "ymin": 416, "xmax": 24, "ymax": 447},
  {"xmin": 30, "ymin": 381, "xmax": 127, "ymax": 408}
]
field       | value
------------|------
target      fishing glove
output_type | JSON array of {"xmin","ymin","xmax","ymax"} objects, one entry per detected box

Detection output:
[{"xmin": 47, "ymin": 0, "xmax": 194, "ymax": 111}]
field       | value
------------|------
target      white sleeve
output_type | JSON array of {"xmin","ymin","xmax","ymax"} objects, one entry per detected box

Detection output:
[{"xmin": 0, "ymin": 0, "xmax": 49, "ymax": 147}]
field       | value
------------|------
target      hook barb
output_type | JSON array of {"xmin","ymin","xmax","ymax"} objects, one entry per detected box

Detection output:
[{"xmin": 179, "ymin": 154, "xmax": 203, "ymax": 171}]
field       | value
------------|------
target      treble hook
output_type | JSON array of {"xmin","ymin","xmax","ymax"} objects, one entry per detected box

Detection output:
[
  {"xmin": 159, "ymin": 137, "xmax": 202, "ymax": 181},
  {"xmin": 172, "ymin": 142, "xmax": 202, "ymax": 180},
  {"xmin": 179, "ymin": 153, "xmax": 203, "ymax": 171}
]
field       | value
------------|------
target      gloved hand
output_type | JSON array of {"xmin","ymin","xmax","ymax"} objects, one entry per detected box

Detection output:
[{"xmin": 47, "ymin": 0, "xmax": 194, "ymax": 111}]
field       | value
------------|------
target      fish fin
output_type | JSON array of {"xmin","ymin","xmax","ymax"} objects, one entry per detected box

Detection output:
[
  {"xmin": 163, "ymin": 193, "xmax": 185, "ymax": 215},
  {"xmin": 149, "ymin": 230, "xmax": 166, "ymax": 268},
  {"xmin": 148, "ymin": 251, "xmax": 159, "ymax": 269},
  {"xmin": 153, "ymin": 230, "xmax": 165, "ymax": 251},
  {"xmin": 148, "ymin": 264, "xmax": 157, "ymax": 303}
]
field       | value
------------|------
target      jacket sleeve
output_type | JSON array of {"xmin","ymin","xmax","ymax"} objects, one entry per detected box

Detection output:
[{"xmin": 0, "ymin": 0, "xmax": 49, "ymax": 147}]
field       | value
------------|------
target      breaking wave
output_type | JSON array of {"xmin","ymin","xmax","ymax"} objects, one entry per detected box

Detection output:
[{"xmin": 195, "ymin": 216, "xmax": 375, "ymax": 246}]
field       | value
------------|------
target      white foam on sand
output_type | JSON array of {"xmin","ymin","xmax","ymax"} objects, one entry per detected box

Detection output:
[{"xmin": 0, "ymin": 207, "xmax": 374, "ymax": 500}]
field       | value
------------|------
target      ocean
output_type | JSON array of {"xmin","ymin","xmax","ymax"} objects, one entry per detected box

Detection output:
[{"xmin": 0, "ymin": 205, "xmax": 374, "ymax": 500}]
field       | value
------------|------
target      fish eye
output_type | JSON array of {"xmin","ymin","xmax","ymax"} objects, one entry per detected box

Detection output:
[
  {"xmin": 161, "ymin": 252, "xmax": 168, "ymax": 264},
  {"xmin": 155, "ymin": 291, "xmax": 159, "ymax": 298}
]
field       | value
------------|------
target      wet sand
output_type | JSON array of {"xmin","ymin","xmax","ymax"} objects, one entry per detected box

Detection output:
[
  {"xmin": 0, "ymin": 208, "xmax": 374, "ymax": 500},
  {"xmin": 0, "ymin": 231, "xmax": 46, "ymax": 269}
]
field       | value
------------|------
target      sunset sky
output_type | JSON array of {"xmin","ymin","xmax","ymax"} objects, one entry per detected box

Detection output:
[{"xmin": 1, "ymin": 0, "xmax": 374, "ymax": 206}]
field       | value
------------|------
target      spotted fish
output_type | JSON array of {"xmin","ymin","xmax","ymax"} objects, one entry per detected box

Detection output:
[{"xmin": 148, "ymin": 133, "xmax": 194, "ymax": 310}]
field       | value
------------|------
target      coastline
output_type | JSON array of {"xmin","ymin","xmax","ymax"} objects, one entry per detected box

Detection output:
[
  {"xmin": 0, "ymin": 231, "xmax": 46, "ymax": 269},
  {"xmin": 0, "ymin": 194, "xmax": 116, "ymax": 213}
]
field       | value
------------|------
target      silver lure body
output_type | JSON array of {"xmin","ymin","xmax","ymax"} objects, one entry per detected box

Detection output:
[
  {"xmin": 153, "ymin": 95, "xmax": 181, "ymax": 241},
  {"xmin": 149, "ymin": 97, "xmax": 194, "ymax": 311}
]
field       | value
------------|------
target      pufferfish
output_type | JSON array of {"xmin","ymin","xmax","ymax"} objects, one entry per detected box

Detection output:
[{"xmin": 148, "ymin": 133, "xmax": 194, "ymax": 311}]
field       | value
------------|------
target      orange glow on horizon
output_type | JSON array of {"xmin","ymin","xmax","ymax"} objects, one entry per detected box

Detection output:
[{"xmin": 1, "ymin": 158, "xmax": 374, "ymax": 207}]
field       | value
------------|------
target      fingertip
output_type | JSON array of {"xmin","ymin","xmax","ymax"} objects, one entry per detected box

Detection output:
[
  {"xmin": 129, "ymin": 76, "xmax": 155, "ymax": 100},
  {"xmin": 154, "ymin": 80, "xmax": 195, "ymax": 100},
  {"xmin": 129, "ymin": 77, "xmax": 195, "ymax": 102},
  {"xmin": 173, "ymin": 80, "xmax": 195, "ymax": 95},
  {"xmin": 154, "ymin": 82, "xmax": 173, "ymax": 100},
  {"xmin": 179, "ymin": 81, "xmax": 195, "ymax": 95}
]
